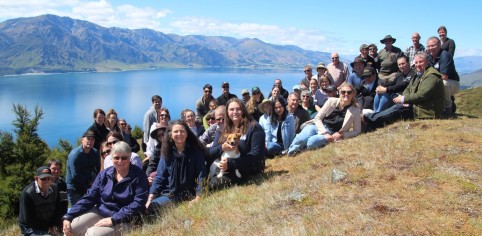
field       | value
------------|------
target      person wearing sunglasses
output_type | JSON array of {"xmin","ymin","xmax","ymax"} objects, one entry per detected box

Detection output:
[
  {"xmin": 216, "ymin": 82, "xmax": 238, "ymax": 106},
  {"xmin": 288, "ymin": 82, "xmax": 361, "ymax": 156},
  {"xmin": 299, "ymin": 64, "xmax": 313, "ymax": 90},
  {"xmin": 200, "ymin": 105, "xmax": 226, "ymax": 150},
  {"xmin": 144, "ymin": 108, "xmax": 171, "ymax": 163},
  {"xmin": 145, "ymin": 123, "xmax": 168, "ymax": 186},
  {"xmin": 103, "ymin": 131, "xmax": 142, "ymax": 170},
  {"xmin": 63, "ymin": 141, "xmax": 149, "ymax": 236},
  {"xmin": 327, "ymin": 52, "xmax": 349, "ymax": 87},
  {"xmin": 19, "ymin": 166, "xmax": 63, "ymax": 236},
  {"xmin": 202, "ymin": 99, "xmax": 218, "ymax": 129},
  {"xmin": 195, "ymin": 84, "xmax": 214, "ymax": 123}
]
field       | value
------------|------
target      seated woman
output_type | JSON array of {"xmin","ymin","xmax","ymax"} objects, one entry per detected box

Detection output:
[
  {"xmin": 103, "ymin": 131, "xmax": 143, "ymax": 170},
  {"xmin": 300, "ymin": 90, "xmax": 317, "ymax": 118},
  {"xmin": 314, "ymin": 75, "xmax": 334, "ymax": 110},
  {"xmin": 265, "ymin": 97, "xmax": 296, "ymax": 158},
  {"xmin": 202, "ymin": 99, "xmax": 218, "ymax": 129},
  {"xmin": 287, "ymin": 82, "xmax": 361, "ymax": 156},
  {"xmin": 257, "ymin": 99, "xmax": 273, "ymax": 136},
  {"xmin": 208, "ymin": 98, "xmax": 266, "ymax": 190},
  {"xmin": 145, "ymin": 123, "xmax": 167, "ymax": 186},
  {"xmin": 182, "ymin": 109, "xmax": 205, "ymax": 137},
  {"xmin": 62, "ymin": 141, "xmax": 149, "ymax": 236},
  {"xmin": 246, "ymin": 86, "xmax": 265, "ymax": 122},
  {"xmin": 146, "ymin": 120, "xmax": 206, "ymax": 211},
  {"xmin": 144, "ymin": 108, "xmax": 171, "ymax": 162}
]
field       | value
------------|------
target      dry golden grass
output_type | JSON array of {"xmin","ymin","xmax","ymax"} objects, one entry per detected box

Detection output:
[{"xmin": 130, "ymin": 118, "xmax": 482, "ymax": 236}]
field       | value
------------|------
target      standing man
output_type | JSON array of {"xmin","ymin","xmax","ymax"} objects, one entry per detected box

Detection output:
[
  {"xmin": 268, "ymin": 79, "xmax": 289, "ymax": 100},
  {"xmin": 355, "ymin": 44, "xmax": 375, "ymax": 68},
  {"xmin": 241, "ymin": 89, "xmax": 250, "ymax": 104},
  {"xmin": 143, "ymin": 95, "xmax": 162, "ymax": 149},
  {"xmin": 393, "ymin": 52, "xmax": 444, "ymax": 119},
  {"xmin": 286, "ymin": 92, "xmax": 310, "ymax": 134},
  {"xmin": 378, "ymin": 35, "xmax": 403, "ymax": 83},
  {"xmin": 216, "ymin": 82, "xmax": 237, "ymax": 105},
  {"xmin": 426, "ymin": 36, "xmax": 460, "ymax": 115},
  {"xmin": 66, "ymin": 130, "xmax": 100, "ymax": 206},
  {"xmin": 327, "ymin": 52, "xmax": 349, "ymax": 87},
  {"xmin": 196, "ymin": 84, "xmax": 214, "ymax": 122},
  {"xmin": 405, "ymin": 32, "xmax": 425, "ymax": 66},
  {"xmin": 19, "ymin": 166, "xmax": 62, "ymax": 235},
  {"xmin": 300, "ymin": 65, "xmax": 313, "ymax": 90}
]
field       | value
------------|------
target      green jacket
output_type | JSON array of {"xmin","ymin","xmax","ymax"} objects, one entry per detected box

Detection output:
[{"xmin": 403, "ymin": 66, "xmax": 444, "ymax": 119}]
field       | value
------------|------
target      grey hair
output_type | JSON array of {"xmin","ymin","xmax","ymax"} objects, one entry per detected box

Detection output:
[
  {"xmin": 215, "ymin": 105, "xmax": 226, "ymax": 116},
  {"xmin": 111, "ymin": 141, "xmax": 131, "ymax": 155},
  {"xmin": 427, "ymin": 36, "xmax": 441, "ymax": 45},
  {"xmin": 289, "ymin": 92, "xmax": 300, "ymax": 99},
  {"xmin": 414, "ymin": 51, "xmax": 429, "ymax": 61}
]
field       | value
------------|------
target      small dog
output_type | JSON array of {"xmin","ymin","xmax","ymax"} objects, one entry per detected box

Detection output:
[{"xmin": 216, "ymin": 133, "xmax": 242, "ymax": 178}]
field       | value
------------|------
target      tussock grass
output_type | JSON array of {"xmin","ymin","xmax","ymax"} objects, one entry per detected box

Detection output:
[{"xmin": 130, "ymin": 118, "xmax": 482, "ymax": 235}]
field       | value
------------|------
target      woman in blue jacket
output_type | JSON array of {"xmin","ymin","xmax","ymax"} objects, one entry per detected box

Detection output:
[
  {"xmin": 266, "ymin": 97, "xmax": 296, "ymax": 157},
  {"xmin": 62, "ymin": 141, "xmax": 149, "ymax": 236},
  {"xmin": 146, "ymin": 120, "xmax": 206, "ymax": 211}
]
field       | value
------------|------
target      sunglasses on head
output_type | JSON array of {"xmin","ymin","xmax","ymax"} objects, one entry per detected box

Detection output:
[
  {"xmin": 113, "ymin": 155, "xmax": 129, "ymax": 161},
  {"xmin": 106, "ymin": 140, "xmax": 119, "ymax": 146}
]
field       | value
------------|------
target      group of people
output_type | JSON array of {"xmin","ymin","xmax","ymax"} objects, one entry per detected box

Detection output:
[{"xmin": 19, "ymin": 27, "xmax": 459, "ymax": 235}]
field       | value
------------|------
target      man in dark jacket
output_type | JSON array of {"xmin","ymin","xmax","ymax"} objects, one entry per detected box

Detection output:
[
  {"xmin": 66, "ymin": 130, "xmax": 100, "ymax": 206},
  {"xmin": 19, "ymin": 166, "xmax": 62, "ymax": 235},
  {"xmin": 216, "ymin": 82, "xmax": 237, "ymax": 105},
  {"xmin": 393, "ymin": 52, "xmax": 444, "ymax": 119}
]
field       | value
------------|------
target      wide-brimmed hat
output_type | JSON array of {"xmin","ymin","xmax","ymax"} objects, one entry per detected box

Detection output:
[
  {"xmin": 241, "ymin": 89, "xmax": 250, "ymax": 95},
  {"xmin": 324, "ymin": 85, "xmax": 337, "ymax": 92},
  {"xmin": 380, "ymin": 35, "xmax": 396, "ymax": 44},
  {"xmin": 258, "ymin": 99, "xmax": 272, "ymax": 114},
  {"xmin": 36, "ymin": 166, "xmax": 52, "ymax": 179},
  {"xmin": 316, "ymin": 62, "xmax": 327, "ymax": 70},
  {"xmin": 150, "ymin": 122, "xmax": 167, "ymax": 139},
  {"xmin": 350, "ymin": 57, "xmax": 367, "ymax": 68}
]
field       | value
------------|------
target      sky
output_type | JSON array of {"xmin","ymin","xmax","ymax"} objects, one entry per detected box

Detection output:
[{"xmin": 0, "ymin": 0, "xmax": 480, "ymax": 58}]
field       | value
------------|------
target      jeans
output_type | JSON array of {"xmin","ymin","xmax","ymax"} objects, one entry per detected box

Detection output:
[
  {"xmin": 149, "ymin": 195, "xmax": 173, "ymax": 211},
  {"xmin": 373, "ymin": 93, "xmax": 393, "ymax": 112},
  {"xmin": 287, "ymin": 124, "xmax": 330, "ymax": 156},
  {"xmin": 364, "ymin": 104, "xmax": 413, "ymax": 131},
  {"xmin": 266, "ymin": 142, "xmax": 284, "ymax": 157},
  {"xmin": 67, "ymin": 189, "xmax": 85, "ymax": 207}
]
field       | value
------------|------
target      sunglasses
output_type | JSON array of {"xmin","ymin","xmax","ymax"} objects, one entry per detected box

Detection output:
[
  {"xmin": 340, "ymin": 90, "xmax": 353, "ymax": 95},
  {"xmin": 304, "ymin": 70, "xmax": 311, "ymax": 73},
  {"xmin": 119, "ymin": 123, "xmax": 126, "ymax": 126},
  {"xmin": 106, "ymin": 140, "xmax": 119, "ymax": 146},
  {"xmin": 331, "ymin": 57, "xmax": 339, "ymax": 59},
  {"xmin": 243, "ymin": 93, "xmax": 250, "ymax": 96},
  {"xmin": 215, "ymin": 118, "xmax": 224, "ymax": 122},
  {"xmin": 159, "ymin": 114, "xmax": 168, "ymax": 117},
  {"xmin": 113, "ymin": 155, "xmax": 129, "ymax": 161},
  {"xmin": 204, "ymin": 90, "xmax": 212, "ymax": 93},
  {"xmin": 101, "ymin": 149, "xmax": 111, "ymax": 155},
  {"xmin": 207, "ymin": 117, "xmax": 215, "ymax": 121},
  {"xmin": 302, "ymin": 95, "xmax": 310, "ymax": 98}
]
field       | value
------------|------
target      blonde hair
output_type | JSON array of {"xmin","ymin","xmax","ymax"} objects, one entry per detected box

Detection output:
[{"xmin": 338, "ymin": 82, "xmax": 358, "ymax": 108}]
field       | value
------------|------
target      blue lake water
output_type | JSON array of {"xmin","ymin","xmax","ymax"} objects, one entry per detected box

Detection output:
[{"xmin": 0, "ymin": 68, "xmax": 301, "ymax": 147}]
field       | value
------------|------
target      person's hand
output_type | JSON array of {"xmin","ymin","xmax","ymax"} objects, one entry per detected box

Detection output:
[
  {"xmin": 221, "ymin": 141, "xmax": 236, "ymax": 152},
  {"xmin": 332, "ymin": 132, "xmax": 343, "ymax": 142},
  {"xmin": 189, "ymin": 196, "xmax": 201, "ymax": 207},
  {"xmin": 48, "ymin": 226, "xmax": 60, "ymax": 235},
  {"xmin": 219, "ymin": 158, "xmax": 228, "ymax": 171},
  {"xmin": 324, "ymin": 133, "xmax": 334, "ymax": 142},
  {"xmin": 376, "ymin": 85, "xmax": 387, "ymax": 94},
  {"xmin": 393, "ymin": 95, "xmax": 403, "ymax": 104},
  {"xmin": 94, "ymin": 217, "xmax": 113, "ymax": 227},
  {"xmin": 63, "ymin": 220, "xmax": 72, "ymax": 236}
]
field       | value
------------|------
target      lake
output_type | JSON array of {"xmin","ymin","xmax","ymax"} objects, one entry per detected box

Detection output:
[{"xmin": 0, "ymin": 68, "xmax": 301, "ymax": 147}]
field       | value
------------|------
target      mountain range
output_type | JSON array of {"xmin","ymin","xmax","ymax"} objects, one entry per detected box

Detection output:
[
  {"xmin": 0, "ymin": 14, "xmax": 480, "ymax": 87},
  {"xmin": 0, "ymin": 14, "xmax": 331, "ymax": 75}
]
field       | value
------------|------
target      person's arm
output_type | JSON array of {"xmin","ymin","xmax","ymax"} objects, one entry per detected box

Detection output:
[
  {"xmin": 404, "ymin": 74, "xmax": 441, "ymax": 104},
  {"xmin": 438, "ymin": 52, "xmax": 452, "ymax": 80},
  {"xmin": 131, "ymin": 153, "xmax": 143, "ymax": 170},
  {"xmin": 194, "ymin": 149, "xmax": 206, "ymax": 197},
  {"xmin": 208, "ymin": 131, "xmax": 223, "ymax": 163},
  {"xmin": 147, "ymin": 156, "xmax": 168, "ymax": 209},
  {"xmin": 448, "ymin": 40, "xmax": 456, "ymax": 57},
  {"xmin": 18, "ymin": 189, "xmax": 34, "ymax": 236},
  {"xmin": 111, "ymin": 169, "xmax": 149, "ymax": 225},
  {"xmin": 227, "ymin": 124, "xmax": 265, "ymax": 171},
  {"xmin": 63, "ymin": 171, "xmax": 103, "ymax": 221},
  {"xmin": 143, "ymin": 110, "xmax": 150, "ymax": 144}
]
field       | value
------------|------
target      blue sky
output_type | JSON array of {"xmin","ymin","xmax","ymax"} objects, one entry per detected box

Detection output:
[{"xmin": 0, "ymin": 0, "xmax": 480, "ymax": 58}]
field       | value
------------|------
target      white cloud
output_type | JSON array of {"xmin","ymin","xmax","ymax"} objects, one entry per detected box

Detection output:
[
  {"xmin": 0, "ymin": 0, "xmax": 172, "ymax": 30},
  {"xmin": 169, "ymin": 16, "xmax": 346, "ymax": 53},
  {"xmin": 455, "ymin": 48, "xmax": 482, "ymax": 58}
]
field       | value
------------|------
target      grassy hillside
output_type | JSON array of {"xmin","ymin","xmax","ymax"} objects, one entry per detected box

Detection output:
[
  {"xmin": 124, "ymin": 118, "xmax": 481, "ymax": 235},
  {"xmin": 455, "ymin": 86, "xmax": 482, "ymax": 117}
]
